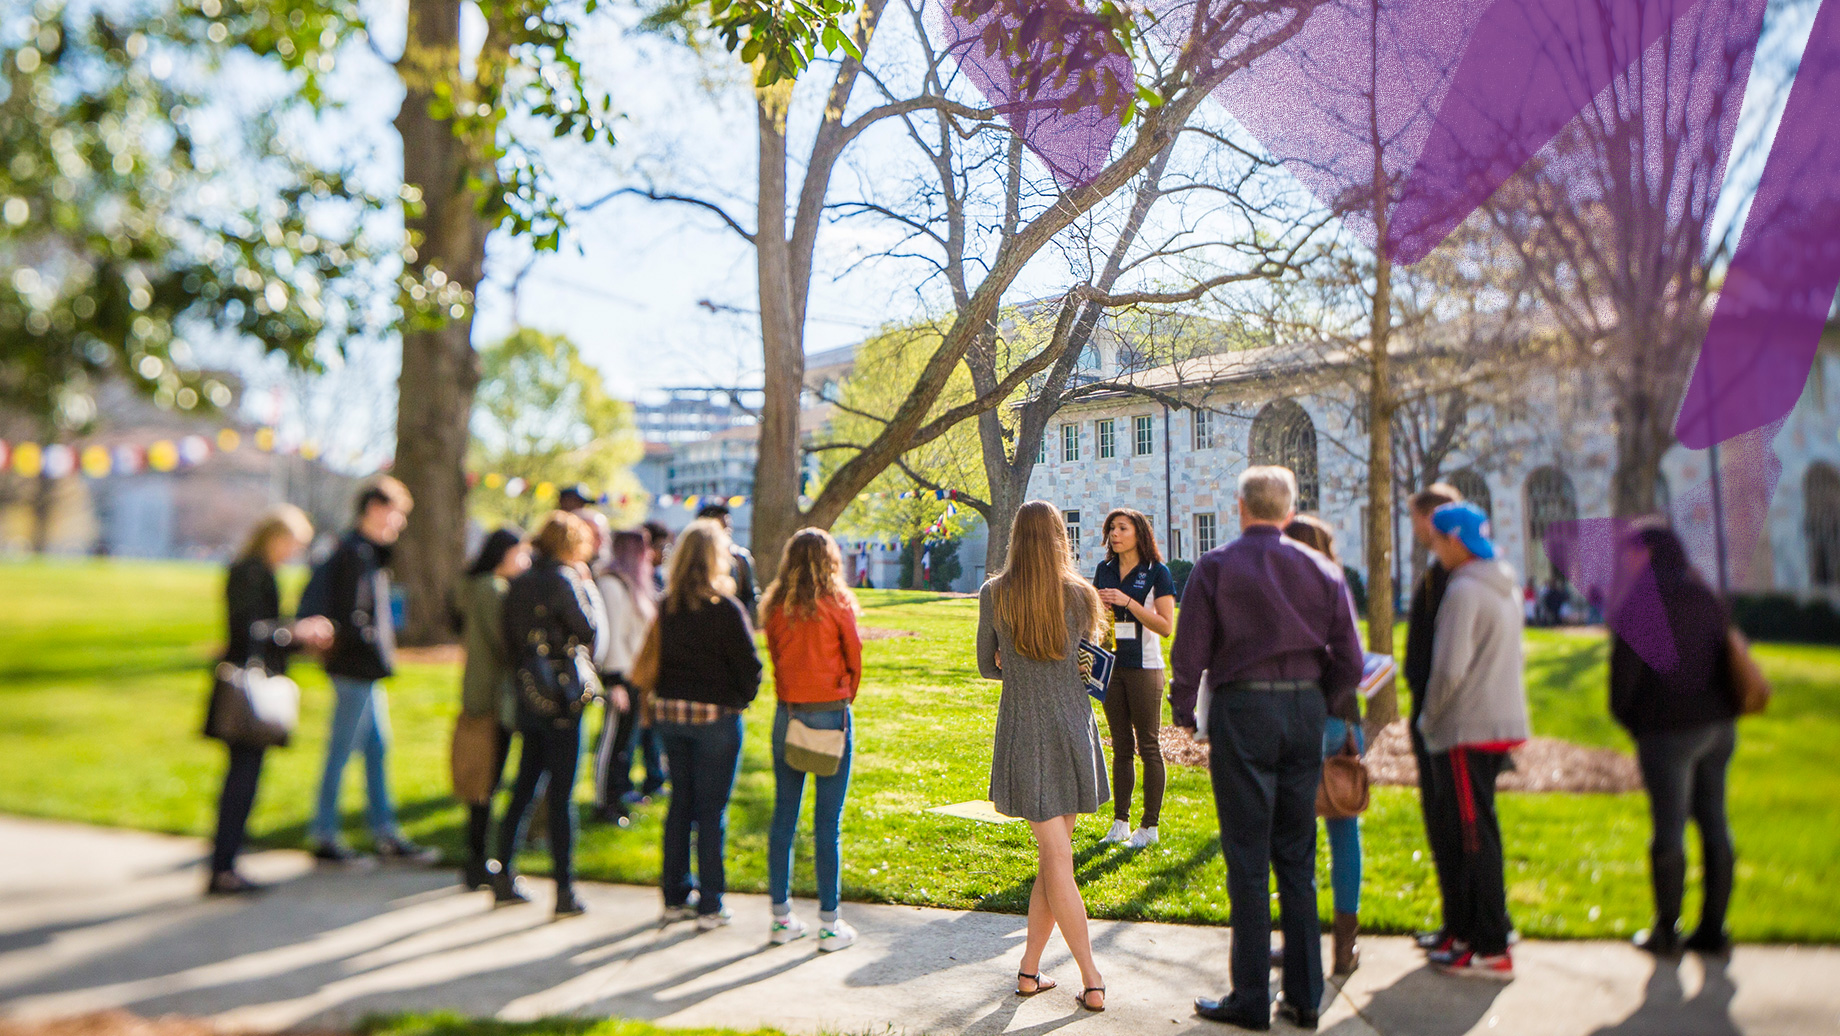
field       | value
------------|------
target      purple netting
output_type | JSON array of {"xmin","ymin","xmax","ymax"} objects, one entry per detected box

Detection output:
[
  {"xmin": 931, "ymin": 0, "xmax": 1131, "ymax": 189},
  {"xmin": 1678, "ymin": 0, "xmax": 1840, "ymax": 449}
]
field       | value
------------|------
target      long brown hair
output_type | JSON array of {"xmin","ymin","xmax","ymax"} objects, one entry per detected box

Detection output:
[
  {"xmin": 663, "ymin": 518, "xmax": 735, "ymax": 614},
  {"xmin": 762, "ymin": 527, "xmax": 859, "ymax": 621},
  {"xmin": 1101, "ymin": 507, "xmax": 1162, "ymax": 565},
  {"xmin": 1284, "ymin": 514, "xmax": 1340, "ymax": 564},
  {"xmin": 991, "ymin": 500, "xmax": 1105, "ymax": 662}
]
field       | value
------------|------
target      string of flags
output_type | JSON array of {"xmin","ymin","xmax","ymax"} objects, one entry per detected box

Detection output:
[
  {"xmin": 0, "ymin": 426, "xmax": 327, "ymax": 480},
  {"xmin": 2, "ymin": 425, "xmax": 973, "ymax": 542}
]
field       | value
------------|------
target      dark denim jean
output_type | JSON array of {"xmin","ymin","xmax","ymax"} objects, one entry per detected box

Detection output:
[
  {"xmin": 1636, "ymin": 722, "xmax": 1737, "ymax": 940},
  {"xmin": 657, "ymin": 714, "xmax": 744, "ymax": 915},
  {"xmin": 767, "ymin": 703, "xmax": 853, "ymax": 914},
  {"xmin": 496, "ymin": 719, "xmax": 585, "ymax": 886}
]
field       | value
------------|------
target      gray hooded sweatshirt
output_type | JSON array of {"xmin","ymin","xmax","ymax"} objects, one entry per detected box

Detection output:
[{"xmin": 1419, "ymin": 558, "xmax": 1532, "ymax": 753}]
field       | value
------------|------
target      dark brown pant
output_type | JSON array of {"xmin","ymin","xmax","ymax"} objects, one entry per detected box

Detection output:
[{"xmin": 1103, "ymin": 666, "xmax": 1166, "ymax": 827}]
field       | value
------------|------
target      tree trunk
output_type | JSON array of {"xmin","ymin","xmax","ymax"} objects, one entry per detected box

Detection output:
[
  {"xmin": 31, "ymin": 466, "xmax": 53, "ymax": 554},
  {"xmin": 391, "ymin": 0, "xmax": 488, "ymax": 645},
  {"xmin": 751, "ymin": 85, "xmax": 804, "ymax": 585}
]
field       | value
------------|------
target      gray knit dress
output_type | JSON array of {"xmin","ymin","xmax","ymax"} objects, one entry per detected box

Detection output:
[{"xmin": 978, "ymin": 580, "xmax": 1111, "ymax": 822}]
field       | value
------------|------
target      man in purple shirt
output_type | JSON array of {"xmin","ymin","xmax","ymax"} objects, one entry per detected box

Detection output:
[{"xmin": 1172, "ymin": 466, "xmax": 1364, "ymax": 1030}]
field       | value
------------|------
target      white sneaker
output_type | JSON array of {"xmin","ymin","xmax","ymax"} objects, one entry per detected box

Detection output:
[
  {"xmin": 818, "ymin": 918, "xmax": 858, "ymax": 952},
  {"xmin": 1101, "ymin": 819, "xmax": 1131, "ymax": 844},
  {"xmin": 1126, "ymin": 826, "xmax": 1159, "ymax": 848},
  {"xmin": 697, "ymin": 907, "xmax": 733, "ymax": 930},
  {"xmin": 662, "ymin": 903, "xmax": 698, "ymax": 923},
  {"xmin": 770, "ymin": 914, "xmax": 808, "ymax": 944}
]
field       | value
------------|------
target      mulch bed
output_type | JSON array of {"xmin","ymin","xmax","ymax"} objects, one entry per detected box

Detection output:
[
  {"xmin": 1153, "ymin": 720, "xmax": 1642, "ymax": 794},
  {"xmin": 858, "ymin": 626, "xmax": 917, "ymax": 641}
]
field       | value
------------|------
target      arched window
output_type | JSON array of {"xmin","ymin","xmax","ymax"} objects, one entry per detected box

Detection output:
[
  {"xmin": 1806, "ymin": 462, "xmax": 1840, "ymax": 588},
  {"xmin": 1446, "ymin": 468, "xmax": 1492, "ymax": 521},
  {"xmin": 1249, "ymin": 399, "xmax": 1319, "ymax": 512},
  {"xmin": 1524, "ymin": 466, "xmax": 1579, "ymax": 581}
]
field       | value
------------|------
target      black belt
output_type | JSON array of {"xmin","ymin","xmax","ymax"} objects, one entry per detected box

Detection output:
[
  {"xmin": 787, "ymin": 699, "xmax": 848, "ymax": 714},
  {"xmin": 1218, "ymin": 679, "xmax": 1320, "ymax": 693}
]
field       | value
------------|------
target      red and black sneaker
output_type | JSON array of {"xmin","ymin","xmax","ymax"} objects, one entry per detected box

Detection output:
[
  {"xmin": 1422, "ymin": 932, "xmax": 1460, "ymax": 957},
  {"xmin": 1435, "ymin": 948, "xmax": 1514, "ymax": 981}
]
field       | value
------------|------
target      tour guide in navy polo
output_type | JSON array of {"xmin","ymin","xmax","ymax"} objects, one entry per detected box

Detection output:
[{"xmin": 1170, "ymin": 465, "xmax": 1364, "ymax": 1031}]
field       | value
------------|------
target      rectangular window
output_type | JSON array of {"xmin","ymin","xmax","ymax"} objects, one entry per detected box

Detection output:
[
  {"xmin": 1196, "ymin": 512, "xmax": 1218, "ymax": 555},
  {"xmin": 1133, "ymin": 414, "xmax": 1155, "ymax": 456},
  {"xmin": 1097, "ymin": 418, "xmax": 1116, "ymax": 459},
  {"xmin": 1062, "ymin": 422, "xmax": 1081, "ymax": 462},
  {"xmin": 1035, "ymin": 434, "xmax": 1046, "ymax": 465},
  {"xmin": 1193, "ymin": 407, "xmax": 1214, "ymax": 450},
  {"xmin": 1170, "ymin": 527, "xmax": 1183, "ymax": 561},
  {"xmin": 1064, "ymin": 510, "xmax": 1082, "ymax": 557}
]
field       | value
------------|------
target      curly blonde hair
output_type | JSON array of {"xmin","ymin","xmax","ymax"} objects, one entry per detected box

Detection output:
[{"xmin": 761, "ymin": 527, "xmax": 859, "ymax": 621}]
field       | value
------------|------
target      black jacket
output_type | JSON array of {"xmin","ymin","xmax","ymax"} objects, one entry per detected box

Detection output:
[
  {"xmin": 311, "ymin": 531, "xmax": 397, "ymax": 681},
  {"xmin": 1403, "ymin": 559, "xmax": 1451, "ymax": 716},
  {"xmin": 223, "ymin": 556, "xmax": 298, "ymax": 675},
  {"xmin": 731, "ymin": 545, "xmax": 758, "ymax": 618},
  {"xmin": 1610, "ymin": 579, "xmax": 1739, "ymax": 735},
  {"xmin": 503, "ymin": 556, "xmax": 603, "ymax": 668},
  {"xmin": 655, "ymin": 595, "xmax": 761, "ymax": 710}
]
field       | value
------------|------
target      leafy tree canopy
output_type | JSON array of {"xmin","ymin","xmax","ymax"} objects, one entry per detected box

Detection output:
[{"xmin": 468, "ymin": 326, "xmax": 644, "ymax": 529}]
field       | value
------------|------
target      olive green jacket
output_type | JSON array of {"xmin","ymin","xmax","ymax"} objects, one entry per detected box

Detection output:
[{"xmin": 460, "ymin": 572, "xmax": 515, "ymax": 726}]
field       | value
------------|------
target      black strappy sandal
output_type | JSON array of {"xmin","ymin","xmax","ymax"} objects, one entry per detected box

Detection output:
[
  {"xmin": 1076, "ymin": 986, "xmax": 1106, "ymax": 1012},
  {"xmin": 1015, "ymin": 971, "xmax": 1057, "ymax": 997}
]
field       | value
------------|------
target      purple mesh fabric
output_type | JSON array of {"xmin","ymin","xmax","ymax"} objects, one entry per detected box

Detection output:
[
  {"xmin": 931, "ymin": 0, "xmax": 1130, "ymax": 188},
  {"xmin": 1677, "ymin": 0, "xmax": 1840, "ymax": 449}
]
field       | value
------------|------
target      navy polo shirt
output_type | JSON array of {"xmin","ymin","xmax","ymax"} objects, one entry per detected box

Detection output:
[{"xmin": 1093, "ymin": 557, "xmax": 1176, "ymax": 669}]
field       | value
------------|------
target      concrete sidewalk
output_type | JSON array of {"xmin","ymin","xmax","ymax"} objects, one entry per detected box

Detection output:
[{"xmin": 1, "ymin": 816, "xmax": 1835, "ymax": 1035}]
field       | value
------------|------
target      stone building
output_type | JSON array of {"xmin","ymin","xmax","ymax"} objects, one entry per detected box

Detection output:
[{"xmin": 1025, "ymin": 326, "xmax": 1840, "ymax": 600}]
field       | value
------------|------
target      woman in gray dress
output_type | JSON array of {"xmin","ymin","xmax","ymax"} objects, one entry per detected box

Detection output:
[{"xmin": 978, "ymin": 500, "xmax": 1110, "ymax": 1012}]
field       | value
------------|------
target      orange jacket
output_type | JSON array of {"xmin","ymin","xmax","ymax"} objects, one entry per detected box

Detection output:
[{"xmin": 764, "ymin": 595, "xmax": 863, "ymax": 703}]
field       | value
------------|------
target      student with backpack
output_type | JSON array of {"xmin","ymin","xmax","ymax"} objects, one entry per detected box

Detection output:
[
  {"xmin": 761, "ymin": 528, "xmax": 864, "ymax": 951},
  {"xmin": 301, "ymin": 476, "xmax": 437, "ymax": 866}
]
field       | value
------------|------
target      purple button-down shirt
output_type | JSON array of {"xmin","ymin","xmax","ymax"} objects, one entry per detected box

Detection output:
[{"xmin": 1168, "ymin": 524, "xmax": 1364, "ymax": 727}]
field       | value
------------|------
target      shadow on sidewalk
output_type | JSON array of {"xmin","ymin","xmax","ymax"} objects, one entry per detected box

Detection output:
[
  {"xmin": 1585, "ymin": 957, "xmax": 1740, "ymax": 1036},
  {"xmin": 1319, "ymin": 964, "xmax": 1506, "ymax": 1036}
]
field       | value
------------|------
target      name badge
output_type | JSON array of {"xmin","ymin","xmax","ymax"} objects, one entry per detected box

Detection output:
[{"xmin": 1115, "ymin": 622, "xmax": 1138, "ymax": 640}]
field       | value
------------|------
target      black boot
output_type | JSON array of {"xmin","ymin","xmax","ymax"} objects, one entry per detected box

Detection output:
[
  {"xmin": 554, "ymin": 883, "xmax": 586, "ymax": 918},
  {"xmin": 461, "ymin": 857, "xmax": 497, "ymax": 891},
  {"xmin": 489, "ymin": 864, "xmax": 530, "ymax": 905}
]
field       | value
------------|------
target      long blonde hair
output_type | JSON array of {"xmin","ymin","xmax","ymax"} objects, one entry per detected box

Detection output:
[
  {"xmin": 991, "ymin": 500, "xmax": 1104, "ymax": 661},
  {"xmin": 237, "ymin": 505, "xmax": 314, "ymax": 564},
  {"xmin": 761, "ymin": 527, "xmax": 859, "ymax": 621},
  {"xmin": 663, "ymin": 518, "xmax": 736, "ymax": 614}
]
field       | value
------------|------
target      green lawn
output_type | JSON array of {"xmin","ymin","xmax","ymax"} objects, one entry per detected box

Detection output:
[{"xmin": 1, "ymin": 559, "xmax": 1836, "ymax": 943}]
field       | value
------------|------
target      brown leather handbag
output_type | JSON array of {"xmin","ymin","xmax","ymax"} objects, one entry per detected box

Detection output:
[
  {"xmin": 450, "ymin": 713, "xmax": 500, "ymax": 805},
  {"xmin": 1726, "ymin": 627, "xmax": 1773, "ymax": 716},
  {"xmin": 1317, "ymin": 727, "xmax": 1371, "ymax": 819}
]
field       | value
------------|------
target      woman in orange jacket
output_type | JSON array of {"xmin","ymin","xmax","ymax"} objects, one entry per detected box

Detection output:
[{"xmin": 761, "ymin": 527, "xmax": 864, "ymax": 951}]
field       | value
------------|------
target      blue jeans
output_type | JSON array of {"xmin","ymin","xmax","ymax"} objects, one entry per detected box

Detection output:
[
  {"xmin": 1322, "ymin": 717, "xmax": 1364, "ymax": 915},
  {"xmin": 657, "ymin": 714, "xmax": 744, "ymax": 915},
  {"xmin": 768, "ymin": 704, "xmax": 854, "ymax": 914},
  {"xmin": 312, "ymin": 676, "xmax": 398, "ymax": 843}
]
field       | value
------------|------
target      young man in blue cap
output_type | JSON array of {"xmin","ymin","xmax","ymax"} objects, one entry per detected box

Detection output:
[{"xmin": 1420, "ymin": 502, "xmax": 1531, "ymax": 979}]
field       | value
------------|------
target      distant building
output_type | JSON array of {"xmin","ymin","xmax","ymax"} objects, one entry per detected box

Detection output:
[{"xmin": 1, "ymin": 380, "xmax": 359, "ymax": 560}]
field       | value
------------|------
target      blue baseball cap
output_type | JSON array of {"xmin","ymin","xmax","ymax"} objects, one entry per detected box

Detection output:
[{"xmin": 1432, "ymin": 502, "xmax": 1497, "ymax": 560}]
